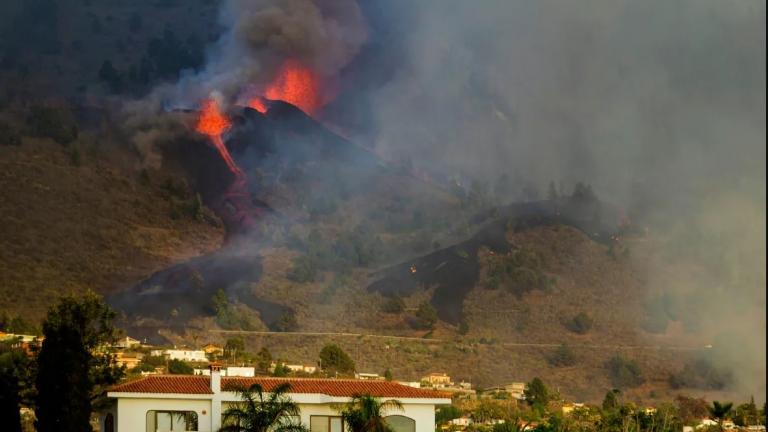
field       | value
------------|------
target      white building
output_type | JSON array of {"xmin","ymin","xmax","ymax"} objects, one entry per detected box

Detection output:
[
  {"xmin": 355, "ymin": 372, "xmax": 384, "ymax": 381},
  {"xmin": 113, "ymin": 336, "xmax": 141, "ymax": 349},
  {"xmin": 195, "ymin": 367, "xmax": 256, "ymax": 377},
  {"xmin": 100, "ymin": 366, "xmax": 451, "ymax": 432},
  {"xmin": 151, "ymin": 349, "xmax": 209, "ymax": 363}
]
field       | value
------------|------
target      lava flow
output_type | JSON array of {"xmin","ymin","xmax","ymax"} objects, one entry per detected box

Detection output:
[
  {"xmin": 249, "ymin": 59, "xmax": 322, "ymax": 116},
  {"xmin": 195, "ymin": 98, "xmax": 243, "ymax": 177}
]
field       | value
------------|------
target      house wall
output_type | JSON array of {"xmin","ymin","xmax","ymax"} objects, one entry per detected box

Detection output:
[
  {"xmin": 115, "ymin": 396, "xmax": 214, "ymax": 432},
  {"xmin": 110, "ymin": 392, "xmax": 442, "ymax": 432}
]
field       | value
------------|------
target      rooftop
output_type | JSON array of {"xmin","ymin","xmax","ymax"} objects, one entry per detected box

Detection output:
[{"xmin": 110, "ymin": 376, "xmax": 452, "ymax": 399}]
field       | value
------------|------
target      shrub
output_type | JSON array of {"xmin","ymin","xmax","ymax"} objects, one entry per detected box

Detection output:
[
  {"xmin": 606, "ymin": 355, "xmax": 644, "ymax": 388},
  {"xmin": 319, "ymin": 344, "xmax": 355, "ymax": 375},
  {"xmin": 274, "ymin": 311, "xmax": 299, "ymax": 332},
  {"xmin": 549, "ymin": 344, "xmax": 576, "ymax": 367},
  {"xmin": 26, "ymin": 106, "xmax": 78, "ymax": 145},
  {"xmin": 381, "ymin": 295, "xmax": 405, "ymax": 314},
  {"xmin": 287, "ymin": 255, "xmax": 317, "ymax": 283},
  {"xmin": 167, "ymin": 359, "xmax": 193, "ymax": 375},
  {"xmin": 565, "ymin": 312, "xmax": 593, "ymax": 334},
  {"xmin": 412, "ymin": 302, "xmax": 438, "ymax": 330}
]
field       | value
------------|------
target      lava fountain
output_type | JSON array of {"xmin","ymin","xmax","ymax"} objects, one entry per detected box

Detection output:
[
  {"xmin": 249, "ymin": 59, "xmax": 323, "ymax": 116},
  {"xmin": 195, "ymin": 98, "xmax": 243, "ymax": 177}
]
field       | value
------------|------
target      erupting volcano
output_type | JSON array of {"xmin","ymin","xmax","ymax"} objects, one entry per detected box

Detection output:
[
  {"xmin": 249, "ymin": 59, "xmax": 323, "ymax": 116},
  {"xmin": 195, "ymin": 98, "xmax": 243, "ymax": 177}
]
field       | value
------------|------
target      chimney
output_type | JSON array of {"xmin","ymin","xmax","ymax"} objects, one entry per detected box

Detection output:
[{"xmin": 210, "ymin": 362, "xmax": 222, "ymax": 393}]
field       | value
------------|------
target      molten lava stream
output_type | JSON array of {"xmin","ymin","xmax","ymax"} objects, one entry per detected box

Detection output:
[
  {"xmin": 195, "ymin": 98, "xmax": 244, "ymax": 178},
  {"xmin": 210, "ymin": 134, "xmax": 243, "ymax": 177}
]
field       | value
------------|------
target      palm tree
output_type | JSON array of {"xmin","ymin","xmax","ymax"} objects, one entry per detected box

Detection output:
[
  {"xmin": 219, "ymin": 382, "xmax": 308, "ymax": 432},
  {"xmin": 708, "ymin": 401, "xmax": 733, "ymax": 431},
  {"xmin": 339, "ymin": 393, "xmax": 404, "ymax": 432}
]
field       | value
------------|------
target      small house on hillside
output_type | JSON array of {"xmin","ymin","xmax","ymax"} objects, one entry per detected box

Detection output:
[{"xmin": 113, "ymin": 336, "xmax": 141, "ymax": 349}]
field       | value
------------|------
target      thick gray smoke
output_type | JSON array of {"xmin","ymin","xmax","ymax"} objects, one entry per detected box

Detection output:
[
  {"xmin": 366, "ymin": 0, "xmax": 765, "ymax": 400},
  {"xmin": 171, "ymin": 0, "xmax": 367, "ymax": 106}
]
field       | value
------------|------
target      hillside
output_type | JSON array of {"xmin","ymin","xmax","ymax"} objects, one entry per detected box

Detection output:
[{"xmin": 0, "ymin": 136, "xmax": 224, "ymax": 322}]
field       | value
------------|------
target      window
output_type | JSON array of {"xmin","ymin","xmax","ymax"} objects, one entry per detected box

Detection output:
[
  {"xmin": 146, "ymin": 410, "xmax": 199, "ymax": 432},
  {"xmin": 385, "ymin": 415, "xmax": 416, "ymax": 432},
  {"xmin": 311, "ymin": 416, "xmax": 344, "ymax": 432}
]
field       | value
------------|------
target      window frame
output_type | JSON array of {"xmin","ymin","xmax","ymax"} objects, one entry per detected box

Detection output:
[{"xmin": 310, "ymin": 415, "xmax": 345, "ymax": 432}]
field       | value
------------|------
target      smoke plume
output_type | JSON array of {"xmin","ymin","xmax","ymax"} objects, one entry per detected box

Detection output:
[{"xmin": 359, "ymin": 0, "xmax": 766, "ymax": 400}]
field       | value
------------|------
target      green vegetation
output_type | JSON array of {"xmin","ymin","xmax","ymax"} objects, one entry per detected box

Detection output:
[
  {"xmin": 318, "ymin": 344, "xmax": 355, "ymax": 376},
  {"xmin": 212, "ymin": 289, "xmax": 257, "ymax": 330},
  {"xmin": 524, "ymin": 377, "xmax": 550, "ymax": 414},
  {"xmin": 35, "ymin": 292, "xmax": 124, "ymax": 432},
  {"xmin": 564, "ymin": 312, "xmax": 593, "ymax": 335},
  {"xmin": 255, "ymin": 348, "xmax": 272, "ymax": 373},
  {"xmin": 220, "ymin": 382, "xmax": 307, "ymax": 432},
  {"xmin": 168, "ymin": 359, "xmax": 194, "ymax": 375},
  {"xmin": 381, "ymin": 295, "xmax": 405, "ymax": 314},
  {"xmin": 0, "ymin": 339, "xmax": 32, "ymax": 432},
  {"xmin": 224, "ymin": 337, "xmax": 246, "ymax": 363},
  {"xmin": 548, "ymin": 344, "xmax": 576, "ymax": 367},
  {"xmin": 275, "ymin": 311, "xmax": 299, "ymax": 332},
  {"xmin": 483, "ymin": 248, "xmax": 552, "ymax": 295},
  {"xmin": 339, "ymin": 393, "xmax": 403, "ymax": 432},
  {"xmin": 411, "ymin": 302, "xmax": 438, "ymax": 330},
  {"xmin": 606, "ymin": 355, "xmax": 644, "ymax": 389}
]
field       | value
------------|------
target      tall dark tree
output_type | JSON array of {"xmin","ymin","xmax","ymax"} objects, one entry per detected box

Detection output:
[
  {"xmin": 220, "ymin": 382, "xmax": 307, "ymax": 432},
  {"xmin": 339, "ymin": 393, "xmax": 403, "ymax": 432},
  {"xmin": 256, "ymin": 347, "xmax": 273, "ymax": 373},
  {"xmin": 35, "ymin": 292, "xmax": 124, "ymax": 432},
  {"xmin": 524, "ymin": 377, "xmax": 550, "ymax": 413},
  {"xmin": 0, "ymin": 339, "xmax": 33, "ymax": 432},
  {"xmin": 319, "ymin": 344, "xmax": 355, "ymax": 376},
  {"xmin": 602, "ymin": 389, "xmax": 621, "ymax": 411}
]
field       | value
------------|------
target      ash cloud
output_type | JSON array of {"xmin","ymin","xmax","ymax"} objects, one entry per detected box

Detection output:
[
  {"xmin": 171, "ymin": 0, "xmax": 367, "ymax": 107},
  {"xmin": 359, "ymin": 0, "xmax": 765, "ymax": 400}
]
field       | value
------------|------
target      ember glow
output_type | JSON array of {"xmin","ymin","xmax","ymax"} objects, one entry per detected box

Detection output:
[
  {"xmin": 195, "ymin": 98, "xmax": 243, "ymax": 177},
  {"xmin": 249, "ymin": 59, "xmax": 322, "ymax": 115}
]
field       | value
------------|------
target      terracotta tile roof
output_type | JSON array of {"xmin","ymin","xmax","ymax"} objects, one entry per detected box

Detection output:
[
  {"xmin": 223, "ymin": 377, "xmax": 451, "ymax": 399},
  {"xmin": 110, "ymin": 376, "xmax": 450, "ymax": 399},
  {"xmin": 110, "ymin": 375, "xmax": 213, "ymax": 394}
]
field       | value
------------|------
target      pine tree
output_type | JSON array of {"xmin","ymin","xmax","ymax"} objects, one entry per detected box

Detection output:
[{"xmin": 35, "ymin": 292, "xmax": 124, "ymax": 432}]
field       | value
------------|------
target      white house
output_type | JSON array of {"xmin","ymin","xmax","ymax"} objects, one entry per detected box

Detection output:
[
  {"xmin": 101, "ymin": 365, "xmax": 451, "ymax": 432},
  {"xmin": 113, "ymin": 336, "xmax": 141, "ymax": 349},
  {"xmin": 151, "ymin": 349, "xmax": 209, "ymax": 363},
  {"xmin": 195, "ymin": 367, "xmax": 257, "ymax": 377}
]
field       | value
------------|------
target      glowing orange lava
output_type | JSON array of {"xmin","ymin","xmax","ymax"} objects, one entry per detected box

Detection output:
[
  {"xmin": 195, "ymin": 98, "xmax": 243, "ymax": 177},
  {"xmin": 248, "ymin": 59, "xmax": 322, "ymax": 115},
  {"xmin": 249, "ymin": 96, "xmax": 268, "ymax": 114}
]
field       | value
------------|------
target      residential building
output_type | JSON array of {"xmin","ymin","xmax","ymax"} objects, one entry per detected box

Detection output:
[
  {"xmin": 398, "ymin": 381, "xmax": 422, "ymax": 388},
  {"xmin": 355, "ymin": 372, "xmax": 385, "ymax": 381},
  {"xmin": 561, "ymin": 402, "xmax": 585, "ymax": 415},
  {"xmin": 273, "ymin": 363, "xmax": 317, "ymax": 374},
  {"xmin": 113, "ymin": 336, "xmax": 141, "ymax": 349},
  {"xmin": 195, "ymin": 367, "xmax": 255, "ymax": 377},
  {"xmin": 100, "ymin": 365, "xmax": 451, "ymax": 432},
  {"xmin": 421, "ymin": 373, "xmax": 452, "ymax": 388},
  {"xmin": 151, "ymin": 349, "xmax": 209, "ymax": 363},
  {"xmin": 449, "ymin": 416, "xmax": 472, "ymax": 427},
  {"xmin": 202, "ymin": 344, "xmax": 224, "ymax": 357},
  {"xmin": 484, "ymin": 382, "xmax": 526, "ymax": 400},
  {"xmin": 115, "ymin": 352, "xmax": 144, "ymax": 370}
]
